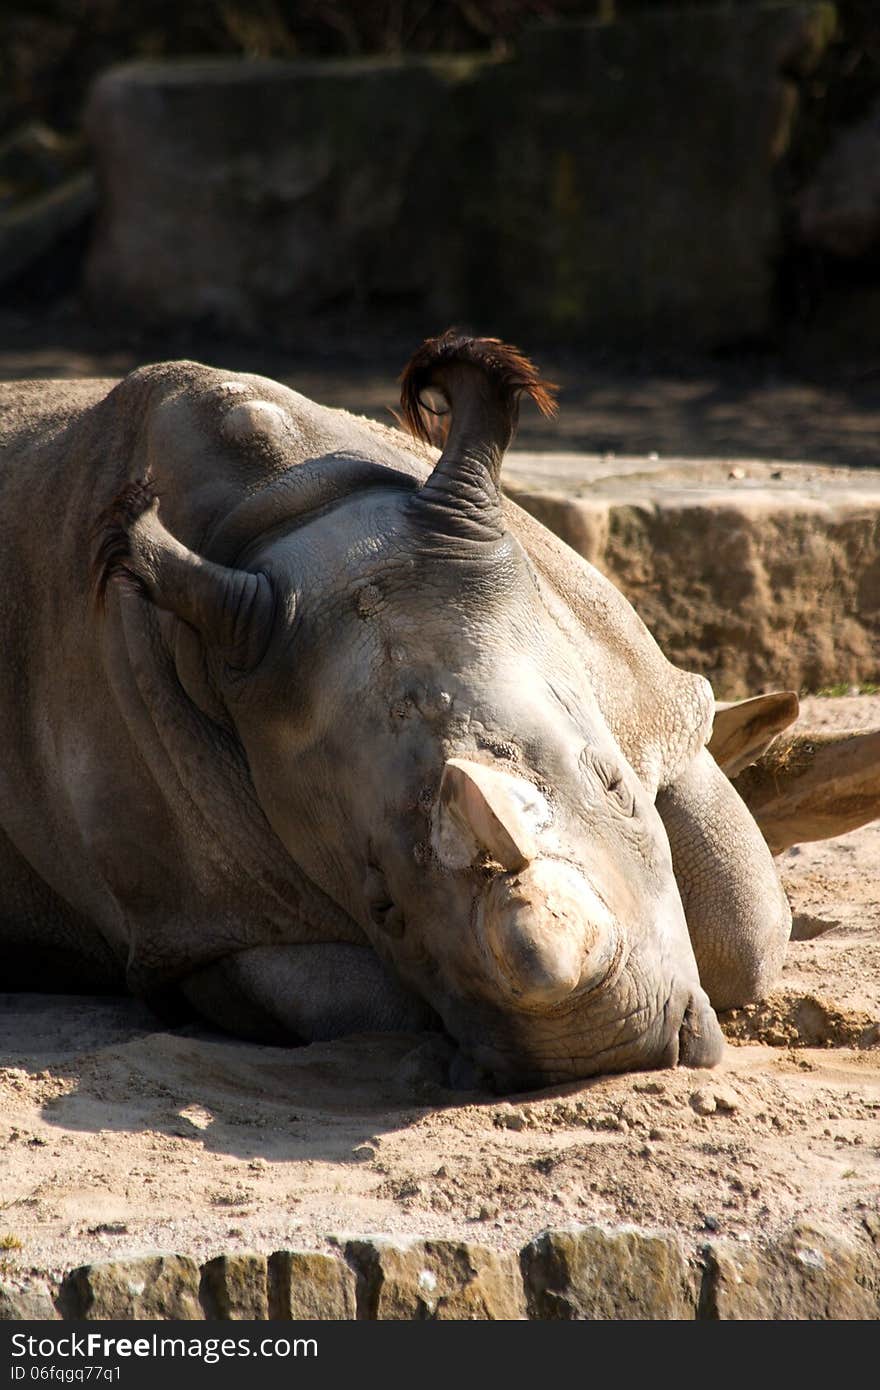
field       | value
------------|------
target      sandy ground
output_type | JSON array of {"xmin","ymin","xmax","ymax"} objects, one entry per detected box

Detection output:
[{"xmin": 0, "ymin": 696, "xmax": 877, "ymax": 1284}]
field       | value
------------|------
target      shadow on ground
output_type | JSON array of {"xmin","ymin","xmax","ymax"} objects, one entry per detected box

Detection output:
[{"xmin": 2, "ymin": 308, "xmax": 880, "ymax": 467}]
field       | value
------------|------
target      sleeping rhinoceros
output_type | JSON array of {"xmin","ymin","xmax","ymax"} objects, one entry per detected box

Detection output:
[{"xmin": 0, "ymin": 331, "xmax": 832, "ymax": 1089}]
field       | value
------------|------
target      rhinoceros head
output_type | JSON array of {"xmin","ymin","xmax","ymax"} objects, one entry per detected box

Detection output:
[{"xmin": 95, "ymin": 333, "xmax": 723, "ymax": 1089}]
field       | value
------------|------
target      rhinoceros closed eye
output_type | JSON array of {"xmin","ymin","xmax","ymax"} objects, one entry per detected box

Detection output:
[
  {"xmin": 363, "ymin": 863, "xmax": 405, "ymax": 937},
  {"xmin": 580, "ymin": 749, "xmax": 636, "ymax": 818}
]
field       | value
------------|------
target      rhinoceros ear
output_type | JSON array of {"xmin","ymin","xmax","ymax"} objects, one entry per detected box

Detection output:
[
  {"xmin": 431, "ymin": 758, "xmax": 542, "ymax": 872},
  {"xmin": 92, "ymin": 480, "xmax": 275, "ymax": 671},
  {"xmin": 708, "ymin": 691, "xmax": 800, "ymax": 777},
  {"xmin": 733, "ymin": 727, "xmax": 880, "ymax": 854},
  {"xmin": 401, "ymin": 331, "xmax": 557, "ymax": 542}
]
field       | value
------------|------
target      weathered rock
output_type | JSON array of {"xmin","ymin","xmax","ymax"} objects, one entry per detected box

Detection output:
[
  {"xmin": 701, "ymin": 1222, "xmax": 880, "ymax": 1318},
  {"xmin": 351, "ymin": 1144, "xmax": 377, "ymax": 1162},
  {"xmin": 345, "ymin": 1237, "xmax": 526, "ymax": 1320},
  {"xmin": 521, "ymin": 1224, "xmax": 698, "ymax": 1320},
  {"xmin": 470, "ymin": 4, "xmax": 832, "ymax": 349},
  {"xmin": 200, "ymin": 1253, "xmax": 268, "ymax": 1320},
  {"xmin": 84, "ymin": 4, "xmax": 833, "ymax": 351},
  {"xmin": 691, "ymin": 1088, "xmax": 717, "ymax": 1116},
  {"xmin": 84, "ymin": 54, "xmax": 478, "ymax": 336},
  {"xmin": 712, "ymin": 1089, "xmax": 740, "ymax": 1114},
  {"xmin": 0, "ymin": 171, "xmax": 95, "ymax": 289},
  {"xmin": 0, "ymin": 1281, "xmax": 59, "ymax": 1320},
  {"xmin": 687, "ymin": 1083, "xmax": 740, "ymax": 1116},
  {"xmin": 268, "ymin": 1251, "xmax": 356, "ymax": 1320},
  {"xmin": 505, "ymin": 457, "xmax": 880, "ymax": 698},
  {"xmin": 57, "ymin": 1255, "xmax": 203, "ymax": 1320}
]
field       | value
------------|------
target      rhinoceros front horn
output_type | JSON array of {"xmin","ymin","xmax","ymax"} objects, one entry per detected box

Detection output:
[
  {"xmin": 92, "ymin": 480, "xmax": 274, "ymax": 670},
  {"xmin": 432, "ymin": 758, "xmax": 615, "ymax": 1008}
]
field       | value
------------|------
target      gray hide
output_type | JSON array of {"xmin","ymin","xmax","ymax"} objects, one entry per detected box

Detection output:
[{"xmin": 0, "ymin": 339, "xmax": 790, "ymax": 1088}]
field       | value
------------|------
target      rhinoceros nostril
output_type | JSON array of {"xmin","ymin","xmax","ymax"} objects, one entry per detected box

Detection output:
[{"xmin": 677, "ymin": 993, "xmax": 725, "ymax": 1069}]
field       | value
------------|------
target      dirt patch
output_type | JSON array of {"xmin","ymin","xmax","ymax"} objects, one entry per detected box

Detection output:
[
  {"xmin": 0, "ymin": 697, "xmax": 877, "ymax": 1284},
  {"xmin": 721, "ymin": 992, "xmax": 880, "ymax": 1049}
]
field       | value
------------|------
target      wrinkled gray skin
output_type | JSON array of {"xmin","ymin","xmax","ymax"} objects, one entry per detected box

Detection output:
[{"xmin": 0, "ymin": 359, "xmax": 789, "ymax": 1089}]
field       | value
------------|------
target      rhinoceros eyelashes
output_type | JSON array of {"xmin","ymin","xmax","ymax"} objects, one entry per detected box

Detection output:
[
  {"xmin": 92, "ymin": 479, "xmax": 160, "ymax": 609},
  {"xmin": 92, "ymin": 478, "xmax": 276, "ymax": 672}
]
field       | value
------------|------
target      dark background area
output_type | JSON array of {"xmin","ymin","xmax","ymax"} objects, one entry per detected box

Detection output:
[
  {"xmin": 2, "ymin": 0, "xmax": 879, "ymax": 462},
  {"xmin": 2, "ymin": 1, "xmax": 878, "ymax": 137}
]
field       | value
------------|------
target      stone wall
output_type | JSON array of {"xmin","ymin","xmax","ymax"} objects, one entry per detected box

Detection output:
[
  {"xmin": 3, "ymin": 1220, "xmax": 877, "ymax": 1319},
  {"xmin": 504, "ymin": 454, "xmax": 880, "ymax": 697},
  {"xmin": 84, "ymin": 4, "xmax": 835, "ymax": 350}
]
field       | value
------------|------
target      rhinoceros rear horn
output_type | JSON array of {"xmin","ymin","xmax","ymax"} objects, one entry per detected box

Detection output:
[
  {"xmin": 401, "ymin": 330, "xmax": 557, "ymax": 540},
  {"xmin": 92, "ymin": 479, "xmax": 274, "ymax": 671}
]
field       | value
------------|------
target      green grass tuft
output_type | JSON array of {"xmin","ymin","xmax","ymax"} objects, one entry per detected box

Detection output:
[{"xmin": 811, "ymin": 681, "xmax": 880, "ymax": 698}]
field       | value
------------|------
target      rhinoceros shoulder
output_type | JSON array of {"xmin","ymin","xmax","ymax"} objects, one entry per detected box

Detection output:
[{"xmin": 502, "ymin": 494, "xmax": 714, "ymax": 793}]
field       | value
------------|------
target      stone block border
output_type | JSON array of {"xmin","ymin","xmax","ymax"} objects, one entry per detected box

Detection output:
[
  {"xmin": 504, "ymin": 471, "xmax": 880, "ymax": 699},
  {"xmin": 1, "ymin": 1220, "xmax": 877, "ymax": 1320}
]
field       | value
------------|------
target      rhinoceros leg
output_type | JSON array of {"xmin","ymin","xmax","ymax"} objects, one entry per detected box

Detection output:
[
  {"xmin": 730, "ymin": 728, "xmax": 880, "ymax": 855},
  {"xmin": 179, "ymin": 942, "xmax": 436, "ymax": 1045},
  {"xmin": 655, "ymin": 747, "xmax": 791, "ymax": 1010}
]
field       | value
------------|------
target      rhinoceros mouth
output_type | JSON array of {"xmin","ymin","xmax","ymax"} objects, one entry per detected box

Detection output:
[{"xmin": 442, "ymin": 982, "xmax": 723, "ymax": 1092}]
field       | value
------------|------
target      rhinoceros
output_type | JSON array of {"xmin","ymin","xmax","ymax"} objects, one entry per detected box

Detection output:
[{"xmin": 1, "ymin": 332, "xmax": 874, "ymax": 1090}]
